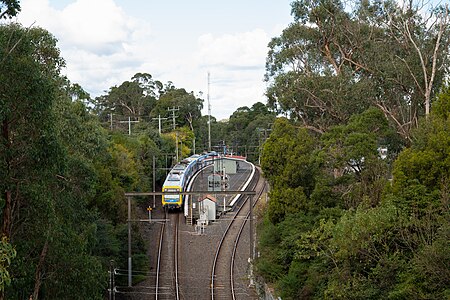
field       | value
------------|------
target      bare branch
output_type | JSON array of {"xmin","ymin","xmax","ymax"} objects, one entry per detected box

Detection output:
[
  {"xmin": 395, "ymin": 54, "xmax": 425, "ymax": 96},
  {"xmin": 376, "ymin": 102, "xmax": 412, "ymax": 142},
  {"xmin": 426, "ymin": 5, "xmax": 449, "ymax": 115}
]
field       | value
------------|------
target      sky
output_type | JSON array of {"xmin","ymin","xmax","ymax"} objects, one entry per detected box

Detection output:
[{"xmin": 14, "ymin": 0, "xmax": 294, "ymax": 120}]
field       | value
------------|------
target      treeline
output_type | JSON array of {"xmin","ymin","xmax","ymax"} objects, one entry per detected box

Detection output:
[
  {"xmin": 89, "ymin": 73, "xmax": 276, "ymax": 163},
  {"xmin": 256, "ymin": 0, "xmax": 449, "ymax": 299}
]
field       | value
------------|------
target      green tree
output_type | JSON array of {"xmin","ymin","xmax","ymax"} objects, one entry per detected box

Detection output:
[
  {"xmin": 224, "ymin": 102, "xmax": 275, "ymax": 161},
  {"xmin": 261, "ymin": 118, "xmax": 318, "ymax": 223},
  {"xmin": 0, "ymin": 0, "xmax": 20, "ymax": 19},
  {"xmin": 256, "ymin": 87, "xmax": 450, "ymax": 299},
  {"xmin": 266, "ymin": 0, "xmax": 449, "ymax": 141},
  {"xmin": 0, "ymin": 23, "xmax": 64, "ymax": 240},
  {"xmin": 316, "ymin": 107, "xmax": 395, "ymax": 208},
  {"xmin": 96, "ymin": 73, "xmax": 156, "ymax": 118},
  {"xmin": 93, "ymin": 72, "xmax": 160, "ymax": 119},
  {"xmin": 151, "ymin": 88, "xmax": 203, "ymax": 132},
  {"xmin": 0, "ymin": 23, "xmax": 105, "ymax": 298},
  {"xmin": 0, "ymin": 237, "xmax": 15, "ymax": 292}
]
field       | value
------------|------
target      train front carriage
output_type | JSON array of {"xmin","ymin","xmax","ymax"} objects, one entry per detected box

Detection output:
[
  {"xmin": 161, "ymin": 154, "xmax": 210, "ymax": 210},
  {"xmin": 162, "ymin": 171, "xmax": 183, "ymax": 210},
  {"xmin": 162, "ymin": 186, "xmax": 182, "ymax": 209}
]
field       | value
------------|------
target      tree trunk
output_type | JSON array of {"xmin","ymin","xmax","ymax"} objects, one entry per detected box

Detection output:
[
  {"xmin": 31, "ymin": 240, "xmax": 49, "ymax": 300},
  {"xmin": 1, "ymin": 191, "xmax": 11, "ymax": 238}
]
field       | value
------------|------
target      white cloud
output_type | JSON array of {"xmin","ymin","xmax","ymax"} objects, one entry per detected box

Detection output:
[
  {"xmin": 195, "ymin": 29, "xmax": 270, "ymax": 119},
  {"xmin": 61, "ymin": 0, "xmax": 129, "ymax": 53},
  {"xmin": 197, "ymin": 29, "xmax": 269, "ymax": 68},
  {"xmin": 18, "ymin": 0, "xmax": 155, "ymax": 95},
  {"xmin": 17, "ymin": 0, "xmax": 278, "ymax": 120},
  {"xmin": 21, "ymin": 0, "xmax": 146, "ymax": 53}
]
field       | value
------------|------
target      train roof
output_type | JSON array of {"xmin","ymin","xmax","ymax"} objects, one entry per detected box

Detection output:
[
  {"xmin": 173, "ymin": 164, "xmax": 186, "ymax": 170},
  {"xmin": 166, "ymin": 171, "xmax": 182, "ymax": 182},
  {"xmin": 163, "ymin": 153, "xmax": 208, "ymax": 187}
]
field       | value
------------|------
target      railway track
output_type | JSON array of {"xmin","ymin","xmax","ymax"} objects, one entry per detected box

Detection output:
[
  {"xmin": 156, "ymin": 211, "xmax": 180, "ymax": 300},
  {"xmin": 210, "ymin": 166, "xmax": 265, "ymax": 300},
  {"xmin": 121, "ymin": 158, "xmax": 260, "ymax": 299}
]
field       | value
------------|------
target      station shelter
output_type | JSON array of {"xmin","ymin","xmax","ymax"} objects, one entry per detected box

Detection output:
[{"xmin": 213, "ymin": 158, "xmax": 237, "ymax": 174}]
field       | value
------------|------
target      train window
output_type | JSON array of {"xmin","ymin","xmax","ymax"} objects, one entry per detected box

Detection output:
[
  {"xmin": 168, "ymin": 173, "xmax": 181, "ymax": 181},
  {"xmin": 173, "ymin": 164, "xmax": 186, "ymax": 170}
]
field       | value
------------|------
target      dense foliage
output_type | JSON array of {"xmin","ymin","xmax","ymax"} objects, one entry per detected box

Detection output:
[
  {"xmin": 218, "ymin": 102, "xmax": 276, "ymax": 161},
  {"xmin": 257, "ymin": 1, "xmax": 450, "ymax": 298},
  {"xmin": 258, "ymin": 88, "xmax": 450, "ymax": 300},
  {"xmin": 0, "ymin": 23, "xmax": 167, "ymax": 298},
  {"xmin": 265, "ymin": 0, "xmax": 449, "ymax": 142}
]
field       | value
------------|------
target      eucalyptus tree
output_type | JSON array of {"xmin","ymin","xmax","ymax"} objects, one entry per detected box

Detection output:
[
  {"xmin": 151, "ymin": 87, "xmax": 203, "ymax": 131},
  {"xmin": 225, "ymin": 102, "xmax": 276, "ymax": 160},
  {"xmin": 193, "ymin": 115, "xmax": 221, "ymax": 152},
  {"xmin": 93, "ymin": 72, "xmax": 161, "ymax": 119},
  {"xmin": 265, "ymin": 0, "xmax": 449, "ymax": 142}
]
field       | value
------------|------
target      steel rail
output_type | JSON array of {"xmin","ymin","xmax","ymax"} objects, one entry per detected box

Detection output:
[
  {"xmin": 210, "ymin": 165, "xmax": 260, "ymax": 300},
  {"xmin": 174, "ymin": 213, "xmax": 180, "ymax": 300},
  {"xmin": 156, "ymin": 211, "xmax": 181, "ymax": 300},
  {"xmin": 155, "ymin": 211, "xmax": 166, "ymax": 300},
  {"xmin": 230, "ymin": 176, "xmax": 267, "ymax": 300}
]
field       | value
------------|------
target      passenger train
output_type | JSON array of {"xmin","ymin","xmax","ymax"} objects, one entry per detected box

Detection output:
[{"xmin": 162, "ymin": 152, "xmax": 217, "ymax": 210}]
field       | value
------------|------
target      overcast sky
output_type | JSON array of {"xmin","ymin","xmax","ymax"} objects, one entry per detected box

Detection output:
[{"xmin": 15, "ymin": 0, "xmax": 294, "ymax": 120}]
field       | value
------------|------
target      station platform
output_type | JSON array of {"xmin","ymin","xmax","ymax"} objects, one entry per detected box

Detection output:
[{"xmin": 184, "ymin": 158, "xmax": 253, "ymax": 225}]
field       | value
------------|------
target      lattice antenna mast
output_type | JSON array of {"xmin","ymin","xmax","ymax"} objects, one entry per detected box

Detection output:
[{"xmin": 208, "ymin": 72, "xmax": 211, "ymax": 152}]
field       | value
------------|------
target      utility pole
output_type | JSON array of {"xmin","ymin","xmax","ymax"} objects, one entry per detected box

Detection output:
[
  {"xmin": 176, "ymin": 132, "xmax": 179, "ymax": 161},
  {"xmin": 119, "ymin": 116, "xmax": 139, "ymax": 135},
  {"xmin": 222, "ymin": 166, "xmax": 227, "ymax": 213},
  {"xmin": 168, "ymin": 107, "xmax": 179, "ymax": 130},
  {"xmin": 207, "ymin": 72, "xmax": 211, "ymax": 152},
  {"xmin": 257, "ymin": 127, "xmax": 272, "ymax": 165},
  {"xmin": 250, "ymin": 195, "xmax": 254, "ymax": 260},
  {"xmin": 167, "ymin": 107, "xmax": 180, "ymax": 162},
  {"xmin": 152, "ymin": 115, "xmax": 168, "ymax": 134}
]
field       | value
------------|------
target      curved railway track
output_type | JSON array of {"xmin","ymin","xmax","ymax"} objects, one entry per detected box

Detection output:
[
  {"xmin": 156, "ymin": 211, "xmax": 180, "ymax": 300},
  {"xmin": 210, "ymin": 166, "xmax": 265, "ymax": 300}
]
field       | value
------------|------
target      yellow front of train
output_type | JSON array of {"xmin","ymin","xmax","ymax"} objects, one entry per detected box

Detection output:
[{"xmin": 162, "ymin": 185, "xmax": 182, "ymax": 209}]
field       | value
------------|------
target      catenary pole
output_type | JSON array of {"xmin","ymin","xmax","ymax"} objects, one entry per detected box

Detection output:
[{"xmin": 128, "ymin": 196, "xmax": 132, "ymax": 287}]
